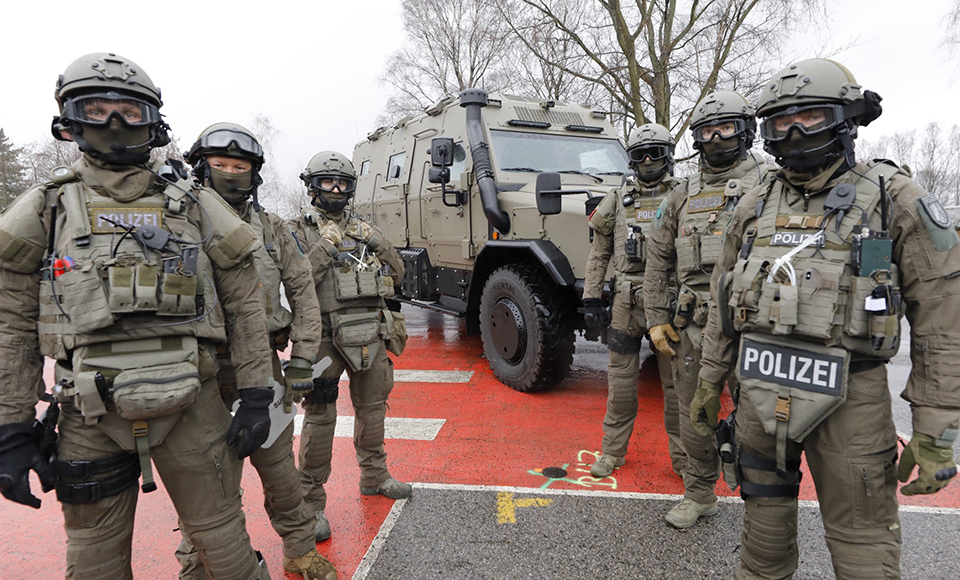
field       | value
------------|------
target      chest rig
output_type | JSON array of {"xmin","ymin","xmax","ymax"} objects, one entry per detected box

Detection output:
[
  {"xmin": 618, "ymin": 179, "xmax": 671, "ymax": 274},
  {"xmin": 303, "ymin": 208, "xmax": 397, "ymax": 372},
  {"xmin": 726, "ymin": 162, "xmax": 906, "ymax": 473},
  {"xmin": 249, "ymin": 209, "xmax": 293, "ymax": 333}
]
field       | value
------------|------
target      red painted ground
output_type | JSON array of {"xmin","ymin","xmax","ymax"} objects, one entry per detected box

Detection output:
[{"xmin": 1, "ymin": 309, "xmax": 958, "ymax": 579}]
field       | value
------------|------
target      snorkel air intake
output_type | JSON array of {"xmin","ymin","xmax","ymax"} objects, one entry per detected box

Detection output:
[{"xmin": 460, "ymin": 89, "xmax": 510, "ymax": 234}]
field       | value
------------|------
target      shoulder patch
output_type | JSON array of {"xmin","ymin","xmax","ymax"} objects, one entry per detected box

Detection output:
[
  {"xmin": 916, "ymin": 194, "xmax": 960, "ymax": 251},
  {"xmin": 652, "ymin": 198, "xmax": 669, "ymax": 230}
]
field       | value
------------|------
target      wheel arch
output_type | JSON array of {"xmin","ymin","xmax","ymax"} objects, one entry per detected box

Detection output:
[{"xmin": 466, "ymin": 240, "xmax": 577, "ymax": 335}]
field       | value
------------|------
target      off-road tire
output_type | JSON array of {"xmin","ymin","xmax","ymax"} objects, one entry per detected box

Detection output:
[{"xmin": 479, "ymin": 264, "xmax": 576, "ymax": 392}]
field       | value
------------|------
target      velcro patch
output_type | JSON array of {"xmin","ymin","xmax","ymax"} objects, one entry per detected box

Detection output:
[
  {"xmin": 687, "ymin": 192, "xmax": 725, "ymax": 213},
  {"xmin": 770, "ymin": 231, "xmax": 825, "ymax": 247},
  {"xmin": 634, "ymin": 198, "xmax": 661, "ymax": 223},
  {"xmin": 919, "ymin": 194, "xmax": 951, "ymax": 229},
  {"xmin": 92, "ymin": 208, "xmax": 162, "ymax": 233},
  {"xmin": 740, "ymin": 339, "xmax": 844, "ymax": 396}
]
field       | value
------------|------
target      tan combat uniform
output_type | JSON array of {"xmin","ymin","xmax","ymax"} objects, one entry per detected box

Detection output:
[
  {"xmin": 700, "ymin": 160, "xmax": 960, "ymax": 579},
  {"xmin": 288, "ymin": 206, "xmax": 406, "ymax": 514},
  {"xmin": 585, "ymin": 175, "xmax": 685, "ymax": 475},
  {"xmin": 176, "ymin": 203, "xmax": 323, "ymax": 575},
  {"xmin": 644, "ymin": 155, "xmax": 769, "ymax": 505},
  {"xmin": 0, "ymin": 156, "xmax": 273, "ymax": 579}
]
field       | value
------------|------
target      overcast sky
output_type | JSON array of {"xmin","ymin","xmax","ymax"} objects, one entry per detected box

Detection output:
[{"xmin": 2, "ymin": 0, "xmax": 957, "ymax": 183}]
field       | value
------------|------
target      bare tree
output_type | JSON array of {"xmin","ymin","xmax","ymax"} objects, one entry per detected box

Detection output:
[
  {"xmin": 248, "ymin": 114, "xmax": 309, "ymax": 219},
  {"xmin": 944, "ymin": 0, "xmax": 960, "ymax": 53},
  {"xmin": 379, "ymin": 0, "xmax": 516, "ymax": 124},
  {"xmin": 22, "ymin": 137, "xmax": 82, "ymax": 186},
  {"xmin": 495, "ymin": 0, "xmax": 828, "ymax": 138}
]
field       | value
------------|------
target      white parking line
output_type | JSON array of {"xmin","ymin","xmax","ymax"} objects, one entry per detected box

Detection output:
[
  {"xmin": 293, "ymin": 415, "xmax": 446, "ymax": 440},
  {"xmin": 352, "ymin": 497, "xmax": 408, "ymax": 580}
]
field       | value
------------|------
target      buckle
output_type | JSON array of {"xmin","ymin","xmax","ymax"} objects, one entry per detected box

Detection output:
[
  {"xmin": 775, "ymin": 395, "xmax": 791, "ymax": 422},
  {"xmin": 738, "ymin": 307, "xmax": 748, "ymax": 322},
  {"xmin": 56, "ymin": 481, "xmax": 102, "ymax": 504},
  {"xmin": 132, "ymin": 420, "xmax": 148, "ymax": 438}
]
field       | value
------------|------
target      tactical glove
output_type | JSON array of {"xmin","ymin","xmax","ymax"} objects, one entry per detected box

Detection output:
[
  {"xmin": 648, "ymin": 324, "xmax": 680, "ymax": 357},
  {"xmin": 691, "ymin": 378, "xmax": 723, "ymax": 437},
  {"xmin": 227, "ymin": 387, "xmax": 274, "ymax": 459},
  {"xmin": 582, "ymin": 298, "xmax": 604, "ymax": 331},
  {"xmin": 318, "ymin": 223, "xmax": 343, "ymax": 257},
  {"xmin": 283, "ymin": 357, "xmax": 314, "ymax": 413},
  {"xmin": 898, "ymin": 432, "xmax": 957, "ymax": 495},
  {"xmin": 346, "ymin": 221, "xmax": 380, "ymax": 249},
  {"xmin": 0, "ymin": 422, "xmax": 55, "ymax": 509}
]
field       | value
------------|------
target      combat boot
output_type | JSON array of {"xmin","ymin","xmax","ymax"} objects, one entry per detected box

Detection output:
[
  {"xmin": 664, "ymin": 498, "xmax": 719, "ymax": 529},
  {"xmin": 590, "ymin": 454, "xmax": 625, "ymax": 478},
  {"xmin": 315, "ymin": 510, "xmax": 332, "ymax": 542},
  {"xmin": 360, "ymin": 477, "xmax": 412, "ymax": 499},
  {"xmin": 282, "ymin": 548, "xmax": 337, "ymax": 580}
]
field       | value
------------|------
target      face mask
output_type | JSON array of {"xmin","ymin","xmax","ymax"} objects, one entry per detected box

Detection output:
[
  {"xmin": 209, "ymin": 166, "xmax": 254, "ymax": 203},
  {"xmin": 634, "ymin": 158, "xmax": 667, "ymax": 183},
  {"xmin": 699, "ymin": 135, "xmax": 741, "ymax": 167},
  {"xmin": 80, "ymin": 119, "xmax": 152, "ymax": 159},
  {"xmin": 776, "ymin": 130, "xmax": 839, "ymax": 170},
  {"xmin": 311, "ymin": 189, "xmax": 351, "ymax": 213}
]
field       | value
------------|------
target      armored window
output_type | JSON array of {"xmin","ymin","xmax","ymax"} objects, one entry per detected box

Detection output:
[
  {"xmin": 387, "ymin": 152, "xmax": 406, "ymax": 181},
  {"xmin": 359, "ymin": 159, "xmax": 371, "ymax": 176}
]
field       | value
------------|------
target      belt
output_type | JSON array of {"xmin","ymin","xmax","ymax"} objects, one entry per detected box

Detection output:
[{"xmin": 849, "ymin": 359, "xmax": 885, "ymax": 374}]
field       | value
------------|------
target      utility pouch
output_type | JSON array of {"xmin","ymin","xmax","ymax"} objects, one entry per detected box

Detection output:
[
  {"xmin": 134, "ymin": 264, "xmax": 159, "ymax": 311},
  {"xmin": 329, "ymin": 311, "xmax": 383, "ymax": 372},
  {"xmin": 378, "ymin": 273, "xmax": 395, "ymax": 298},
  {"xmin": 758, "ymin": 284, "xmax": 798, "ymax": 335},
  {"xmin": 357, "ymin": 268, "xmax": 379, "ymax": 298},
  {"xmin": 673, "ymin": 289, "xmax": 698, "ymax": 330},
  {"xmin": 110, "ymin": 361, "xmax": 201, "ymax": 421},
  {"xmin": 699, "ymin": 233, "xmax": 723, "ymax": 266},
  {"xmin": 737, "ymin": 333, "xmax": 848, "ymax": 443},
  {"xmin": 158, "ymin": 271, "xmax": 198, "ymax": 316},
  {"xmin": 333, "ymin": 266, "xmax": 360, "ymax": 300},
  {"xmin": 675, "ymin": 234, "xmax": 701, "ymax": 274},
  {"xmin": 108, "ymin": 266, "xmax": 135, "ymax": 313},
  {"xmin": 384, "ymin": 310, "xmax": 407, "ymax": 356},
  {"xmin": 56, "ymin": 265, "xmax": 114, "ymax": 332}
]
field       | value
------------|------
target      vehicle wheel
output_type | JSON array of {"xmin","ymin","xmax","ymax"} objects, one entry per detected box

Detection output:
[{"xmin": 479, "ymin": 264, "xmax": 576, "ymax": 392}]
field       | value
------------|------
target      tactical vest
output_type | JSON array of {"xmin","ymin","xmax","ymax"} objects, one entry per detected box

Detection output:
[
  {"xmin": 249, "ymin": 209, "xmax": 293, "ymax": 333},
  {"xmin": 728, "ymin": 161, "xmax": 905, "ymax": 360},
  {"xmin": 617, "ymin": 179, "xmax": 673, "ymax": 276},
  {"xmin": 302, "ymin": 207, "xmax": 394, "ymax": 315},
  {"xmin": 675, "ymin": 165, "xmax": 765, "ymax": 297},
  {"xmin": 38, "ymin": 175, "xmax": 226, "ymax": 361}
]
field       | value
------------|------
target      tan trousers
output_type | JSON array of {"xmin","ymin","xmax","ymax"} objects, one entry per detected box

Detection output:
[
  {"xmin": 675, "ymin": 324, "xmax": 721, "ymax": 504},
  {"xmin": 734, "ymin": 363, "xmax": 901, "ymax": 580},
  {"xmin": 299, "ymin": 340, "xmax": 394, "ymax": 514},
  {"xmin": 57, "ymin": 376, "xmax": 264, "ymax": 580}
]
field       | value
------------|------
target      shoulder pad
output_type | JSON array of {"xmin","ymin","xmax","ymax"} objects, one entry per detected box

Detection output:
[
  {"xmin": 208, "ymin": 221, "xmax": 262, "ymax": 269},
  {"xmin": 0, "ymin": 186, "xmax": 48, "ymax": 273},
  {"xmin": 587, "ymin": 192, "xmax": 617, "ymax": 235},
  {"xmin": 868, "ymin": 158, "xmax": 910, "ymax": 179}
]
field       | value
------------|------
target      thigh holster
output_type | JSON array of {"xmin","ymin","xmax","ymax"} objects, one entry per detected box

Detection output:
[
  {"xmin": 54, "ymin": 453, "xmax": 140, "ymax": 504},
  {"xmin": 607, "ymin": 328, "xmax": 643, "ymax": 354},
  {"xmin": 738, "ymin": 449, "xmax": 802, "ymax": 499},
  {"xmin": 307, "ymin": 377, "xmax": 340, "ymax": 404}
]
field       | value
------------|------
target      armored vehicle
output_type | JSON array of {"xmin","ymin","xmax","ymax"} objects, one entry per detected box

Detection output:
[{"xmin": 352, "ymin": 89, "xmax": 627, "ymax": 391}]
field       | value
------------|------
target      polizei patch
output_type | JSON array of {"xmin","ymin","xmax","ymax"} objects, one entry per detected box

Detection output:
[
  {"xmin": 91, "ymin": 208, "xmax": 162, "ymax": 233},
  {"xmin": 771, "ymin": 231, "xmax": 826, "ymax": 247},
  {"xmin": 686, "ymin": 192, "xmax": 725, "ymax": 213},
  {"xmin": 739, "ymin": 339, "xmax": 844, "ymax": 396}
]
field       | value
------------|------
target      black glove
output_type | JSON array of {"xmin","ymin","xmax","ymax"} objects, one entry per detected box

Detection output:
[
  {"xmin": 227, "ymin": 388, "xmax": 273, "ymax": 460},
  {"xmin": 386, "ymin": 298, "xmax": 402, "ymax": 312},
  {"xmin": 0, "ymin": 422, "xmax": 55, "ymax": 509},
  {"xmin": 583, "ymin": 298, "xmax": 604, "ymax": 331}
]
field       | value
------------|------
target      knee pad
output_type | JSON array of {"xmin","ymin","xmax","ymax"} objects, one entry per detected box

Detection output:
[
  {"xmin": 187, "ymin": 518, "xmax": 261, "ymax": 580},
  {"xmin": 66, "ymin": 550, "xmax": 131, "ymax": 580}
]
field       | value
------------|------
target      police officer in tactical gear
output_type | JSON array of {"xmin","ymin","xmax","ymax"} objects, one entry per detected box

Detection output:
[
  {"xmin": 176, "ymin": 123, "xmax": 336, "ymax": 580},
  {"xmin": 0, "ymin": 53, "xmax": 274, "ymax": 579},
  {"xmin": 644, "ymin": 90, "xmax": 772, "ymax": 528},
  {"xmin": 583, "ymin": 124, "xmax": 686, "ymax": 479},
  {"xmin": 288, "ymin": 151, "xmax": 411, "ymax": 543},
  {"xmin": 698, "ymin": 58, "xmax": 960, "ymax": 579}
]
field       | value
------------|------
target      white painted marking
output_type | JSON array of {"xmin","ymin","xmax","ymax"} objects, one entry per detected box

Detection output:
[
  {"xmin": 293, "ymin": 415, "xmax": 445, "ymax": 440},
  {"xmin": 352, "ymin": 497, "xmax": 408, "ymax": 580},
  {"xmin": 334, "ymin": 369, "xmax": 474, "ymax": 383},
  {"xmin": 413, "ymin": 482, "xmax": 960, "ymax": 515}
]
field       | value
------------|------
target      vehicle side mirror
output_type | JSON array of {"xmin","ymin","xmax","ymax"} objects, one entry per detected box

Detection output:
[
  {"xmin": 428, "ymin": 166, "xmax": 450, "ymax": 185},
  {"xmin": 429, "ymin": 137, "xmax": 455, "ymax": 167},
  {"xmin": 535, "ymin": 172, "xmax": 563, "ymax": 215}
]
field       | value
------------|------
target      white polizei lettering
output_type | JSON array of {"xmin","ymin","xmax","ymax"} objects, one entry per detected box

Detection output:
[
  {"xmin": 796, "ymin": 357, "xmax": 812, "ymax": 384},
  {"xmin": 789, "ymin": 356, "xmax": 797, "ymax": 381},
  {"xmin": 759, "ymin": 351, "xmax": 775, "ymax": 376},
  {"xmin": 133, "ymin": 213, "xmax": 142, "ymax": 226},
  {"xmin": 773, "ymin": 353, "xmax": 789, "ymax": 379},
  {"xmin": 829, "ymin": 362, "xmax": 837, "ymax": 390},
  {"xmin": 743, "ymin": 347, "xmax": 759, "ymax": 371},
  {"xmin": 813, "ymin": 360, "xmax": 830, "ymax": 387}
]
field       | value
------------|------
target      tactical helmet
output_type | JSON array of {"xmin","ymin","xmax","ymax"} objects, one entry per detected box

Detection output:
[
  {"xmin": 300, "ymin": 151, "xmax": 357, "ymax": 212},
  {"xmin": 689, "ymin": 90, "xmax": 757, "ymax": 166},
  {"xmin": 756, "ymin": 58, "xmax": 882, "ymax": 169},
  {"xmin": 186, "ymin": 123, "xmax": 264, "ymax": 204},
  {"xmin": 52, "ymin": 53, "xmax": 171, "ymax": 164},
  {"xmin": 625, "ymin": 123, "xmax": 675, "ymax": 182}
]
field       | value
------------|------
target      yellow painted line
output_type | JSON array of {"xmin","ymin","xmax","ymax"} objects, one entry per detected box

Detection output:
[{"xmin": 496, "ymin": 491, "xmax": 553, "ymax": 524}]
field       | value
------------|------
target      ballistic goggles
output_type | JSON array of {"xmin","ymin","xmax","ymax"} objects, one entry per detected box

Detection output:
[
  {"xmin": 627, "ymin": 144, "xmax": 672, "ymax": 163},
  {"xmin": 691, "ymin": 118, "xmax": 748, "ymax": 143},
  {"xmin": 60, "ymin": 92, "xmax": 162, "ymax": 127},
  {"xmin": 195, "ymin": 128, "xmax": 263, "ymax": 159},
  {"xmin": 306, "ymin": 175, "xmax": 357, "ymax": 194},
  {"xmin": 760, "ymin": 104, "xmax": 843, "ymax": 142}
]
